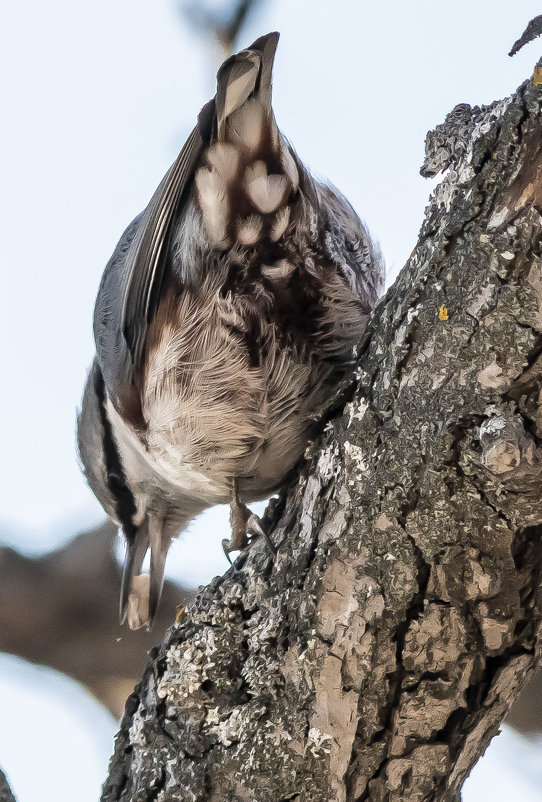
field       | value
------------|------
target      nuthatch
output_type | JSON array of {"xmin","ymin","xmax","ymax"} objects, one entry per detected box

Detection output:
[{"xmin": 77, "ymin": 32, "xmax": 384, "ymax": 629}]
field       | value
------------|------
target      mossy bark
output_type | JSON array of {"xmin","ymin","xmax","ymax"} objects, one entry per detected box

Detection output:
[{"xmin": 101, "ymin": 66, "xmax": 542, "ymax": 802}]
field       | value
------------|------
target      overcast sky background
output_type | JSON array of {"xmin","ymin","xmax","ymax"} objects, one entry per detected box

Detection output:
[{"xmin": 2, "ymin": 1, "xmax": 542, "ymax": 800}]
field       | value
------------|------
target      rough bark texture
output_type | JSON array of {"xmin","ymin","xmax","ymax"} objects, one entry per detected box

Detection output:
[
  {"xmin": 509, "ymin": 14, "xmax": 542, "ymax": 56},
  {"xmin": 101, "ymin": 67, "xmax": 542, "ymax": 801},
  {"xmin": 0, "ymin": 769, "xmax": 15, "ymax": 802}
]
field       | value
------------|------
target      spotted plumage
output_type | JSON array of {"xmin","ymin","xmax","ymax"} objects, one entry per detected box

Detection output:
[{"xmin": 77, "ymin": 32, "xmax": 384, "ymax": 629}]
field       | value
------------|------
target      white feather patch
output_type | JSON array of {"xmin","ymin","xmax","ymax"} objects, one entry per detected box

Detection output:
[
  {"xmin": 206, "ymin": 142, "xmax": 240, "ymax": 183},
  {"xmin": 245, "ymin": 161, "xmax": 288, "ymax": 214},
  {"xmin": 269, "ymin": 205, "xmax": 290, "ymax": 242},
  {"xmin": 194, "ymin": 167, "xmax": 230, "ymax": 247},
  {"xmin": 237, "ymin": 214, "xmax": 263, "ymax": 246},
  {"xmin": 281, "ymin": 144, "xmax": 299, "ymax": 192},
  {"xmin": 261, "ymin": 259, "xmax": 296, "ymax": 282}
]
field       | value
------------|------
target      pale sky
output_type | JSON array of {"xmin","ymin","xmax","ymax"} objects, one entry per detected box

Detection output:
[{"xmin": 1, "ymin": 1, "xmax": 542, "ymax": 800}]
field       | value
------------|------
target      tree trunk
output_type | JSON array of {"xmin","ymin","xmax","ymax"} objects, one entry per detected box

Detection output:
[
  {"xmin": 101, "ymin": 59, "xmax": 542, "ymax": 802},
  {"xmin": 0, "ymin": 769, "xmax": 16, "ymax": 802}
]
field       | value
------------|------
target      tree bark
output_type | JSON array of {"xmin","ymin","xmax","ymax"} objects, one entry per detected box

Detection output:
[
  {"xmin": 0, "ymin": 769, "xmax": 16, "ymax": 802},
  {"xmin": 101, "ymin": 62, "xmax": 542, "ymax": 801}
]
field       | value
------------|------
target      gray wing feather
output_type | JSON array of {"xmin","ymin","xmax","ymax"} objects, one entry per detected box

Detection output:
[
  {"xmin": 123, "ymin": 33, "xmax": 279, "ymax": 368},
  {"xmin": 121, "ymin": 125, "xmax": 203, "ymax": 365}
]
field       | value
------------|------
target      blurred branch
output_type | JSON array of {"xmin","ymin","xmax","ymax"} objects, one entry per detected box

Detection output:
[
  {"xmin": 179, "ymin": 0, "xmax": 265, "ymax": 57},
  {"xmin": 0, "ymin": 522, "xmax": 193, "ymax": 718}
]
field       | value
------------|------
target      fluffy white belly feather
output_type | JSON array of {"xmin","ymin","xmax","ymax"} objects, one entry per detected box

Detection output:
[{"xmin": 107, "ymin": 397, "xmax": 228, "ymax": 504}]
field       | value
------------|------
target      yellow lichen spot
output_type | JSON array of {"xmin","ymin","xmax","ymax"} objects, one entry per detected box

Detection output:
[
  {"xmin": 532, "ymin": 65, "xmax": 542, "ymax": 86},
  {"xmin": 438, "ymin": 306, "xmax": 449, "ymax": 321},
  {"xmin": 175, "ymin": 605, "xmax": 185, "ymax": 623}
]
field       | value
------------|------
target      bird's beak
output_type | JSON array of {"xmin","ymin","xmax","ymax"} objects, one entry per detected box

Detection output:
[
  {"xmin": 119, "ymin": 519, "xmax": 149, "ymax": 628},
  {"xmin": 119, "ymin": 516, "xmax": 168, "ymax": 630},
  {"xmin": 148, "ymin": 515, "xmax": 168, "ymax": 629}
]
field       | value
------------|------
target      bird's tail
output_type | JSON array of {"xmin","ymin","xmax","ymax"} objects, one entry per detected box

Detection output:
[
  {"xmin": 194, "ymin": 31, "xmax": 300, "ymax": 251},
  {"xmin": 215, "ymin": 32, "xmax": 279, "ymax": 137}
]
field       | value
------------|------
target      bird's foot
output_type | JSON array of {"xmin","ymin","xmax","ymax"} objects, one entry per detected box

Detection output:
[
  {"xmin": 222, "ymin": 492, "xmax": 275, "ymax": 563},
  {"xmin": 223, "ymin": 480, "xmax": 277, "ymax": 563}
]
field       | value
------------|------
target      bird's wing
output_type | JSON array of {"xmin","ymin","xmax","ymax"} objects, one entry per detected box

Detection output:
[
  {"xmin": 120, "ymin": 124, "xmax": 205, "ymax": 367},
  {"xmin": 120, "ymin": 31, "xmax": 280, "ymax": 371}
]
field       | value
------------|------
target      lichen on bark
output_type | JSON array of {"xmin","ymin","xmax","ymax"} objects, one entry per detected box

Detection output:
[{"xmin": 101, "ymin": 63, "xmax": 542, "ymax": 802}]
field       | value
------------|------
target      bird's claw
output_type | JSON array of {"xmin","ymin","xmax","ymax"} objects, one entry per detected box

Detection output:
[
  {"xmin": 246, "ymin": 513, "xmax": 265, "ymax": 539},
  {"xmin": 222, "ymin": 539, "xmax": 234, "ymax": 564},
  {"xmin": 246, "ymin": 513, "xmax": 276, "ymax": 555},
  {"xmin": 222, "ymin": 507, "xmax": 275, "ymax": 563},
  {"xmin": 224, "ymin": 479, "xmax": 276, "ymax": 562}
]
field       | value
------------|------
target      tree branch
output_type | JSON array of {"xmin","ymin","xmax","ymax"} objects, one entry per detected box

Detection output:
[
  {"xmin": 179, "ymin": 0, "xmax": 265, "ymax": 57},
  {"xmin": 101, "ymin": 57, "xmax": 542, "ymax": 802},
  {"xmin": 0, "ymin": 523, "xmax": 193, "ymax": 718},
  {"xmin": 0, "ymin": 769, "xmax": 16, "ymax": 802},
  {"xmin": 509, "ymin": 15, "xmax": 542, "ymax": 57}
]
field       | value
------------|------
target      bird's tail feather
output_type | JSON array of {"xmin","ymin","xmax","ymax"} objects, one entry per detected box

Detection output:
[
  {"xmin": 215, "ymin": 32, "xmax": 279, "ymax": 138},
  {"xmin": 194, "ymin": 32, "xmax": 299, "ymax": 251}
]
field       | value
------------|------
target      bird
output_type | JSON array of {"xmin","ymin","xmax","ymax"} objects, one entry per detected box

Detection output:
[{"xmin": 77, "ymin": 32, "xmax": 384, "ymax": 630}]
